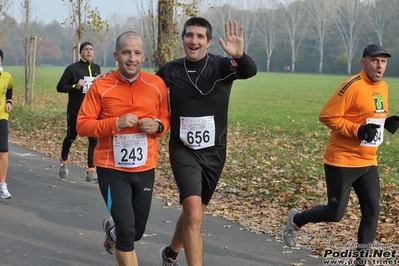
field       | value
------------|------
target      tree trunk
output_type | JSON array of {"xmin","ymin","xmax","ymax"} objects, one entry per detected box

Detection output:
[
  {"xmin": 319, "ymin": 52, "xmax": 323, "ymax": 74},
  {"xmin": 23, "ymin": 0, "xmax": 31, "ymax": 104},
  {"xmin": 155, "ymin": 0, "xmax": 174, "ymax": 70}
]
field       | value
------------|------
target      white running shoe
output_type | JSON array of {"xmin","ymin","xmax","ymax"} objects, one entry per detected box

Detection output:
[
  {"xmin": 85, "ymin": 169, "xmax": 98, "ymax": 183},
  {"xmin": 282, "ymin": 208, "xmax": 300, "ymax": 247},
  {"xmin": 0, "ymin": 183, "xmax": 12, "ymax": 199},
  {"xmin": 59, "ymin": 163, "xmax": 68, "ymax": 178},
  {"xmin": 102, "ymin": 216, "xmax": 116, "ymax": 255}
]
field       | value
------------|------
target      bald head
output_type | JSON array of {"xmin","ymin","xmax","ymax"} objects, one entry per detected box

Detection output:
[
  {"xmin": 113, "ymin": 31, "xmax": 146, "ymax": 79},
  {"xmin": 115, "ymin": 31, "xmax": 144, "ymax": 52}
]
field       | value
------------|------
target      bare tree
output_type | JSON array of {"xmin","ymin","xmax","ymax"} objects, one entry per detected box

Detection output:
[
  {"xmin": 366, "ymin": 0, "xmax": 397, "ymax": 46},
  {"xmin": 0, "ymin": 0, "xmax": 11, "ymax": 17},
  {"xmin": 132, "ymin": 0, "xmax": 158, "ymax": 69},
  {"xmin": 197, "ymin": 0, "xmax": 212, "ymax": 16},
  {"xmin": 22, "ymin": 0, "xmax": 30, "ymax": 100},
  {"xmin": 97, "ymin": 27, "xmax": 110, "ymax": 67},
  {"xmin": 21, "ymin": 0, "xmax": 37, "ymax": 105},
  {"xmin": 59, "ymin": 21, "xmax": 77, "ymax": 63},
  {"xmin": 234, "ymin": 0, "xmax": 257, "ymax": 54},
  {"xmin": 62, "ymin": 0, "xmax": 89, "ymax": 58},
  {"xmin": 278, "ymin": 0, "xmax": 308, "ymax": 72},
  {"xmin": 257, "ymin": 0, "xmax": 278, "ymax": 72},
  {"xmin": 106, "ymin": 13, "xmax": 133, "ymax": 46},
  {"xmin": 87, "ymin": 7, "xmax": 109, "ymax": 66},
  {"xmin": 61, "ymin": 0, "xmax": 106, "ymax": 62},
  {"xmin": 132, "ymin": 0, "xmax": 211, "ymax": 70},
  {"xmin": 174, "ymin": 0, "xmax": 209, "ymax": 40},
  {"xmin": 304, "ymin": 0, "xmax": 334, "ymax": 73},
  {"xmin": 207, "ymin": 4, "xmax": 237, "ymax": 56},
  {"xmin": 153, "ymin": 0, "xmax": 202, "ymax": 70},
  {"xmin": 331, "ymin": 0, "xmax": 367, "ymax": 75}
]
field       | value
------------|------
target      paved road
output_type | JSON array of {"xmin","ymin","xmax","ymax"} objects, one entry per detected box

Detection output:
[{"xmin": 1, "ymin": 143, "xmax": 322, "ymax": 266}]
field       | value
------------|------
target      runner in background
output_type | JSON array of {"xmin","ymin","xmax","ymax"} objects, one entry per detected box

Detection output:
[
  {"xmin": 56, "ymin": 42, "xmax": 101, "ymax": 182},
  {"xmin": 282, "ymin": 44, "xmax": 399, "ymax": 266},
  {"xmin": 0, "ymin": 49, "xmax": 14, "ymax": 199}
]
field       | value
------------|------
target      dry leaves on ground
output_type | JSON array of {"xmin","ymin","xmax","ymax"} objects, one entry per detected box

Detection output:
[{"xmin": 9, "ymin": 116, "xmax": 399, "ymax": 259}]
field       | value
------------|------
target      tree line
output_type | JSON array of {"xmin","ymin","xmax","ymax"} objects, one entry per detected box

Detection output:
[{"xmin": 1, "ymin": 0, "xmax": 399, "ymax": 77}]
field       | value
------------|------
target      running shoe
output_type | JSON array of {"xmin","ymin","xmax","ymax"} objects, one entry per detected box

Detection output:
[
  {"xmin": 282, "ymin": 208, "xmax": 300, "ymax": 247},
  {"xmin": 58, "ymin": 163, "xmax": 68, "ymax": 179},
  {"xmin": 159, "ymin": 246, "xmax": 179, "ymax": 266},
  {"xmin": 0, "ymin": 183, "xmax": 12, "ymax": 199},
  {"xmin": 85, "ymin": 169, "xmax": 98, "ymax": 183},
  {"xmin": 102, "ymin": 216, "xmax": 116, "ymax": 255}
]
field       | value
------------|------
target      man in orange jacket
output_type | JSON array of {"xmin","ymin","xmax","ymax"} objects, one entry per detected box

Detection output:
[
  {"xmin": 77, "ymin": 31, "xmax": 169, "ymax": 266},
  {"xmin": 282, "ymin": 44, "xmax": 399, "ymax": 266}
]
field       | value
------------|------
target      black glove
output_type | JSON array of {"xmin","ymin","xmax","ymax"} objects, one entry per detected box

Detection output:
[
  {"xmin": 384, "ymin": 115, "xmax": 399, "ymax": 134},
  {"xmin": 357, "ymin": 124, "xmax": 380, "ymax": 142}
]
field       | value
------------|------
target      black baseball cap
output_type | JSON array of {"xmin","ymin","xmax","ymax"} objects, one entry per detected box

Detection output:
[{"xmin": 362, "ymin": 44, "xmax": 391, "ymax": 58}]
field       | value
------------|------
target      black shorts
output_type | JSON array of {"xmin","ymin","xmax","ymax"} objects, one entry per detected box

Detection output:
[
  {"xmin": 169, "ymin": 140, "xmax": 226, "ymax": 205},
  {"xmin": 0, "ymin": 119, "xmax": 8, "ymax": 152}
]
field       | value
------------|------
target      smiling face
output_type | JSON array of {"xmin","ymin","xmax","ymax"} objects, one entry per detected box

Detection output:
[
  {"xmin": 183, "ymin": 25, "xmax": 212, "ymax": 62},
  {"xmin": 113, "ymin": 32, "xmax": 146, "ymax": 79},
  {"xmin": 361, "ymin": 55, "xmax": 388, "ymax": 83}
]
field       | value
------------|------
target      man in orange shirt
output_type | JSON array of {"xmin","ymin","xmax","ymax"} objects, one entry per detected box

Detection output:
[
  {"xmin": 282, "ymin": 44, "xmax": 399, "ymax": 266},
  {"xmin": 76, "ymin": 31, "xmax": 169, "ymax": 266}
]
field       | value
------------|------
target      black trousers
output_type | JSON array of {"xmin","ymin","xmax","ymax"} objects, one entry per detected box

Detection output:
[
  {"xmin": 294, "ymin": 164, "xmax": 380, "ymax": 245},
  {"xmin": 60, "ymin": 114, "xmax": 97, "ymax": 168},
  {"xmin": 97, "ymin": 167, "xmax": 155, "ymax": 252}
]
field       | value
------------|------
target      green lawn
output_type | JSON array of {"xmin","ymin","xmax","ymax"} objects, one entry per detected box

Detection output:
[{"xmin": 7, "ymin": 66, "xmax": 399, "ymax": 189}]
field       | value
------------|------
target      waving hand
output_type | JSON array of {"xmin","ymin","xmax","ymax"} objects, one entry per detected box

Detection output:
[{"xmin": 219, "ymin": 20, "xmax": 244, "ymax": 59}]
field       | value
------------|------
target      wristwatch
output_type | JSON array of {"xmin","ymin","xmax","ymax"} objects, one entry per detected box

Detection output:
[{"xmin": 156, "ymin": 121, "xmax": 164, "ymax": 133}]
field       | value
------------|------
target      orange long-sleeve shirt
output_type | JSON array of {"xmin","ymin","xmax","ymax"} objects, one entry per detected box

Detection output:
[
  {"xmin": 76, "ymin": 70, "xmax": 170, "ymax": 172},
  {"xmin": 319, "ymin": 69, "xmax": 388, "ymax": 167}
]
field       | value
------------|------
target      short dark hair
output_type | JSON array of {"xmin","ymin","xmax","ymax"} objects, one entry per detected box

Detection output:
[
  {"xmin": 0, "ymin": 50, "xmax": 3, "ymax": 60},
  {"xmin": 181, "ymin": 17, "xmax": 212, "ymax": 41}
]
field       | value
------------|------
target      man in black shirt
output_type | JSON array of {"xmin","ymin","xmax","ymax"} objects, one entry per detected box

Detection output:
[
  {"xmin": 57, "ymin": 42, "xmax": 101, "ymax": 182},
  {"xmin": 157, "ymin": 18, "xmax": 257, "ymax": 266}
]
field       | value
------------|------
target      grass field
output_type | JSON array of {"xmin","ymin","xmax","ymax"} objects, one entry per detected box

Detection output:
[
  {"xmin": 6, "ymin": 66, "xmax": 399, "ymax": 253},
  {"xmin": 6, "ymin": 66, "xmax": 399, "ymax": 186}
]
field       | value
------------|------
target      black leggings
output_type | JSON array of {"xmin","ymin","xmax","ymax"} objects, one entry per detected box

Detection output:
[
  {"xmin": 97, "ymin": 167, "xmax": 155, "ymax": 252},
  {"xmin": 294, "ymin": 164, "xmax": 380, "ymax": 245},
  {"xmin": 61, "ymin": 114, "xmax": 97, "ymax": 168}
]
